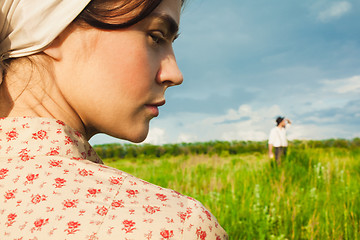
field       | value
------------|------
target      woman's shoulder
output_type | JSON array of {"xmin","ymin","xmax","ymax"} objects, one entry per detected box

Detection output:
[
  {"xmin": 0, "ymin": 154, "xmax": 228, "ymax": 239},
  {"xmin": 97, "ymin": 162, "xmax": 229, "ymax": 239},
  {"xmin": 68, "ymin": 158, "xmax": 229, "ymax": 239}
]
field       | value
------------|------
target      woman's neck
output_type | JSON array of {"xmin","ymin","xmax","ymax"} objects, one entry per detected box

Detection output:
[{"xmin": 0, "ymin": 56, "xmax": 89, "ymax": 139}]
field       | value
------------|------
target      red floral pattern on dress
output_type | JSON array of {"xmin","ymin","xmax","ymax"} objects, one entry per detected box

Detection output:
[
  {"xmin": 144, "ymin": 205, "xmax": 161, "ymax": 214},
  {"xmin": 156, "ymin": 193, "xmax": 168, "ymax": 201},
  {"xmin": 49, "ymin": 159, "xmax": 63, "ymax": 167},
  {"xmin": 178, "ymin": 207, "xmax": 193, "ymax": 223},
  {"xmin": 4, "ymin": 189, "xmax": 17, "ymax": 200},
  {"xmin": 96, "ymin": 206, "xmax": 109, "ymax": 216},
  {"xmin": 53, "ymin": 177, "xmax": 66, "ymax": 188},
  {"xmin": 87, "ymin": 188, "xmax": 101, "ymax": 197},
  {"xmin": 31, "ymin": 194, "xmax": 47, "ymax": 204},
  {"xmin": 47, "ymin": 147, "xmax": 60, "ymax": 156},
  {"xmin": 0, "ymin": 168, "xmax": 9, "ymax": 179},
  {"xmin": 65, "ymin": 221, "xmax": 81, "ymax": 235},
  {"xmin": 31, "ymin": 218, "xmax": 49, "ymax": 233},
  {"xmin": 64, "ymin": 136, "xmax": 73, "ymax": 145},
  {"xmin": 109, "ymin": 176, "xmax": 123, "ymax": 185},
  {"xmin": 6, "ymin": 213, "xmax": 17, "ymax": 227},
  {"xmin": 26, "ymin": 173, "xmax": 39, "ymax": 182},
  {"xmin": 6, "ymin": 129, "xmax": 18, "ymax": 141},
  {"xmin": 160, "ymin": 229, "xmax": 174, "ymax": 239},
  {"xmin": 111, "ymin": 199, "xmax": 125, "ymax": 208},
  {"xmin": 63, "ymin": 199, "xmax": 78, "ymax": 209},
  {"xmin": 56, "ymin": 120, "xmax": 65, "ymax": 126},
  {"xmin": 196, "ymin": 227, "xmax": 207, "ymax": 240},
  {"xmin": 32, "ymin": 130, "xmax": 48, "ymax": 140},
  {"xmin": 0, "ymin": 117, "xmax": 228, "ymax": 239},
  {"xmin": 204, "ymin": 209, "xmax": 212, "ymax": 221},
  {"xmin": 122, "ymin": 220, "xmax": 136, "ymax": 233},
  {"xmin": 126, "ymin": 189, "xmax": 139, "ymax": 198},
  {"xmin": 18, "ymin": 148, "xmax": 34, "ymax": 162},
  {"xmin": 78, "ymin": 168, "xmax": 94, "ymax": 176}
]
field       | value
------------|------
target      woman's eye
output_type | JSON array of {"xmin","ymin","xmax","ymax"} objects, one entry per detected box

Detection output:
[{"xmin": 149, "ymin": 31, "xmax": 166, "ymax": 44}]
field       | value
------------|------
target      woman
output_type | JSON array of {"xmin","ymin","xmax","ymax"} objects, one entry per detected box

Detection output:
[{"xmin": 0, "ymin": 0, "xmax": 228, "ymax": 239}]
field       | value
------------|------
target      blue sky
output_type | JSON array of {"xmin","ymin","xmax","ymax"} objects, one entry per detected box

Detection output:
[{"xmin": 90, "ymin": 0, "xmax": 360, "ymax": 145}]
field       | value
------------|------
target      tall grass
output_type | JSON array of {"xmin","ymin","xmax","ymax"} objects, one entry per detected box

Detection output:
[{"xmin": 103, "ymin": 148, "xmax": 360, "ymax": 239}]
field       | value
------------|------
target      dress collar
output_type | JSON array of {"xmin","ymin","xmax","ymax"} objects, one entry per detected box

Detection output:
[{"xmin": 0, "ymin": 117, "xmax": 103, "ymax": 164}]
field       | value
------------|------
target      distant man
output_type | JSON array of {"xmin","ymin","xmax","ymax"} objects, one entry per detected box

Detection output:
[{"xmin": 268, "ymin": 116, "xmax": 291, "ymax": 165}]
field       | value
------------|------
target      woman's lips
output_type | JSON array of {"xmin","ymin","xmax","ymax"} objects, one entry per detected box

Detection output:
[
  {"xmin": 145, "ymin": 100, "xmax": 165, "ymax": 117},
  {"xmin": 146, "ymin": 104, "xmax": 159, "ymax": 117}
]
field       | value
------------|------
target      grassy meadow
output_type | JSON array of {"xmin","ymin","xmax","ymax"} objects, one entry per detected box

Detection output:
[{"xmin": 101, "ymin": 143, "xmax": 360, "ymax": 239}]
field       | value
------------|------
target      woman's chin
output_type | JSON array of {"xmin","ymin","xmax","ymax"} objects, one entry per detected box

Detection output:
[
  {"xmin": 128, "ymin": 134, "xmax": 147, "ymax": 143},
  {"xmin": 98, "ymin": 122, "xmax": 150, "ymax": 143},
  {"xmin": 122, "ymin": 127, "xmax": 149, "ymax": 143}
]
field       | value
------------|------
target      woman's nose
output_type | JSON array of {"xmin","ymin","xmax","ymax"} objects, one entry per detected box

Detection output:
[{"xmin": 156, "ymin": 50, "xmax": 183, "ymax": 87}]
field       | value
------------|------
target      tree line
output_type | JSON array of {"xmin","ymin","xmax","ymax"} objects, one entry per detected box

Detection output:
[{"xmin": 93, "ymin": 138, "xmax": 360, "ymax": 159}]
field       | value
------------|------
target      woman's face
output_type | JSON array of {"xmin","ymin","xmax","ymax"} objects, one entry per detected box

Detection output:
[{"xmin": 53, "ymin": 0, "xmax": 183, "ymax": 142}]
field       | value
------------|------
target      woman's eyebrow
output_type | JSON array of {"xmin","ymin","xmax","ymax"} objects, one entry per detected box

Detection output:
[{"xmin": 149, "ymin": 12, "xmax": 179, "ymax": 37}]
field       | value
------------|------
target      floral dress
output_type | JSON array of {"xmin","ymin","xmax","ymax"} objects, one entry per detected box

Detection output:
[{"xmin": 0, "ymin": 117, "xmax": 228, "ymax": 239}]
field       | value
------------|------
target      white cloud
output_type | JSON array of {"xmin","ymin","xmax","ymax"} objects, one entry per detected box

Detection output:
[
  {"xmin": 156, "ymin": 104, "xmax": 287, "ymax": 143},
  {"xmin": 155, "ymin": 103, "xmax": 360, "ymax": 143},
  {"xmin": 177, "ymin": 133, "xmax": 198, "ymax": 143},
  {"xmin": 287, "ymin": 124, "xmax": 329, "ymax": 140},
  {"xmin": 208, "ymin": 104, "xmax": 282, "ymax": 126},
  {"xmin": 143, "ymin": 127, "xmax": 166, "ymax": 145},
  {"xmin": 317, "ymin": 1, "xmax": 351, "ymax": 22},
  {"xmin": 221, "ymin": 129, "xmax": 268, "ymax": 142},
  {"xmin": 89, "ymin": 133, "xmax": 123, "ymax": 145},
  {"xmin": 90, "ymin": 101, "xmax": 359, "ymax": 146},
  {"xmin": 213, "ymin": 104, "xmax": 283, "ymax": 141},
  {"xmin": 322, "ymin": 75, "xmax": 360, "ymax": 94}
]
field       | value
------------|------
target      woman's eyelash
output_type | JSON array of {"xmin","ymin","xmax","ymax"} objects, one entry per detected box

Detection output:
[{"xmin": 149, "ymin": 31, "xmax": 166, "ymax": 44}]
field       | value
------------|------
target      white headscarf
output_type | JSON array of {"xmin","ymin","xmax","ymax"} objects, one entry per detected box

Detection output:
[{"xmin": 0, "ymin": 0, "xmax": 91, "ymax": 84}]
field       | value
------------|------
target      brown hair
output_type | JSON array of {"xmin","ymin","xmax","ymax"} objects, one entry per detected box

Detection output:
[{"xmin": 76, "ymin": 0, "xmax": 185, "ymax": 29}]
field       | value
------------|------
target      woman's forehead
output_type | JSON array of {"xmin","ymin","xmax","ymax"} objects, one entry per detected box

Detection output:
[{"xmin": 151, "ymin": 0, "xmax": 181, "ymax": 24}]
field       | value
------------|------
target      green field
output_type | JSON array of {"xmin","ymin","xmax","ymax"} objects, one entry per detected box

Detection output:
[{"xmin": 101, "ymin": 143, "xmax": 360, "ymax": 239}]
